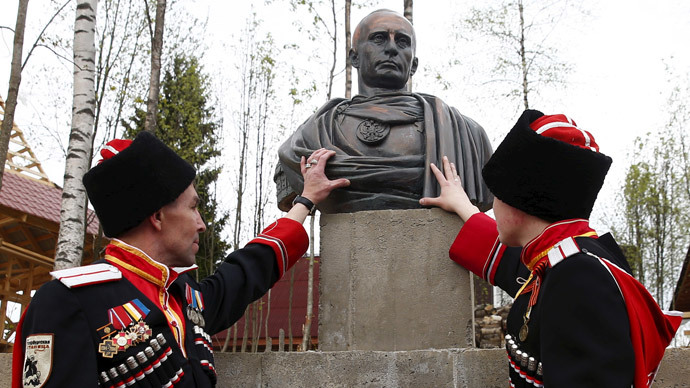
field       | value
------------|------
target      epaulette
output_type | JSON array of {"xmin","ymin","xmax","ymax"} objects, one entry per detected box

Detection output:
[
  {"xmin": 546, "ymin": 237, "xmax": 581, "ymax": 267},
  {"xmin": 50, "ymin": 263, "xmax": 122, "ymax": 288}
]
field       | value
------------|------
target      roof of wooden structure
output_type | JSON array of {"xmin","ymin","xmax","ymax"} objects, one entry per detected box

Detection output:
[
  {"xmin": 671, "ymin": 245, "xmax": 690, "ymax": 316},
  {"xmin": 0, "ymin": 96, "xmax": 102, "ymax": 351},
  {"xmin": 0, "ymin": 97, "xmax": 52, "ymax": 184}
]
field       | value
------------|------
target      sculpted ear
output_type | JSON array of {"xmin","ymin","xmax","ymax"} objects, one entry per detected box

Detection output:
[
  {"xmin": 410, "ymin": 57, "xmax": 418, "ymax": 77},
  {"xmin": 349, "ymin": 49, "xmax": 360, "ymax": 69}
]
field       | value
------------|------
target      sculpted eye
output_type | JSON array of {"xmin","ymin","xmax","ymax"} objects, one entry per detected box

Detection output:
[
  {"xmin": 397, "ymin": 37, "xmax": 410, "ymax": 48},
  {"xmin": 371, "ymin": 33, "xmax": 385, "ymax": 44}
]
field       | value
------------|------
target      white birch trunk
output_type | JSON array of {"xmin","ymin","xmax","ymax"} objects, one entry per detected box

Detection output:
[
  {"xmin": 144, "ymin": 0, "xmax": 166, "ymax": 133},
  {"xmin": 301, "ymin": 215, "xmax": 315, "ymax": 351},
  {"xmin": 344, "ymin": 0, "xmax": 352, "ymax": 98},
  {"xmin": 54, "ymin": 0, "xmax": 98, "ymax": 270},
  {"xmin": 404, "ymin": 0, "xmax": 413, "ymax": 92}
]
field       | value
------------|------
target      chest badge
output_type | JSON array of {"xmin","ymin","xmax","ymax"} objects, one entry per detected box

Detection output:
[
  {"xmin": 356, "ymin": 119, "xmax": 390, "ymax": 145},
  {"xmin": 98, "ymin": 299, "xmax": 152, "ymax": 358}
]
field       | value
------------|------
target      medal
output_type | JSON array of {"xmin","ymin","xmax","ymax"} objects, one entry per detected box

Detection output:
[
  {"xmin": 98, "ymin": 339, "xmax": 118, "ymax": 358},
  {"xmin": 185, "ymin": 284, "xmax": 206, "ymax": 327},
  {"xmin": 114, "ymin": 331, "xmax": 132, "ymax": 351},
  {"xmin": 100, "ymin": 299, "xmax": 152, "ymax": 357},
  {"xmin": 520, "ymin": 311, "xmax": 531, "ymax": 342},
  {"xmin": 356, "ymin": 119, "xmax": 390, "ymax": 145},
  {"xmin": 129, "ymin": 321, "xmax": 152, "ymax": 344},
  {"xmin": 187, "ymin": 305, "xmax": 199, "ymax": 326},
  {"xmin": 519, "ymin": 323, "xmax": 529, "ymax": 342}
]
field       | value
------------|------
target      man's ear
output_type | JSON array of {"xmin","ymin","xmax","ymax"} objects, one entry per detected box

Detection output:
[
  {"xmin": 148, "ymin": 210, "xmax": 164, "ymax": 232},
  {"xmin": 349, "ymin": 49, "xmax": 359, "ymax": 69},
  {"xmin": 410, "ymin": 57, "xmax": 418, "ymax": 77}
]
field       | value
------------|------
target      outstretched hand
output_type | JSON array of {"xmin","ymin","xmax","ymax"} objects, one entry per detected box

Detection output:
[
  {"xmin": 419, "ymin": 156, "xmax": 480, "ymax": 222},
  {"xmin": 300, "ymin": 148, "xmax": 350, "ymax": 205}
]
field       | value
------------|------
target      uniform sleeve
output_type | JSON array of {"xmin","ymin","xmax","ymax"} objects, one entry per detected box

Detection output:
[
  {"xmin": 539, "ymin": 256, "xmax": 634, "ymax": 387},
  {"xmin": 199, "ymin": 217, "xmax": 308, "ymax": 335},
  {"xmin": 245, "ymin": 217, "xmax": 309, "ymax": 277},
  {"xmin": 449, "ymin": 213, "xmax": 527, "ymax": 294},
  {"xmin": 15, "ymin": 281, "xmax": 99, "ymax": 388}
]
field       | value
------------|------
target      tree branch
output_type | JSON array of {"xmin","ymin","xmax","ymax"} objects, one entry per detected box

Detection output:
[{"xmin": 22, "ymin": 0, "xmax": 71, "ymax": 71}]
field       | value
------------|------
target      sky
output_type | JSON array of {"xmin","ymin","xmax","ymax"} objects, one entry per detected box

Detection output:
[{"xmin": 2, "ymin": 0, "xmax": 690, "ymax": 234}]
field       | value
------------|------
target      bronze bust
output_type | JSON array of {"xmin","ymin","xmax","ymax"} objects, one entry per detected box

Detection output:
[{"xmin": 276, "ymin": 9, "xmax": 493, "ymax": 213}]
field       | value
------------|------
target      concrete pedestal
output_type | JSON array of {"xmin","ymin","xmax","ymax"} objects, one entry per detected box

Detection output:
[{"xmin": 318, "ymin": 208, "xmax": 472, "ymax": 351}]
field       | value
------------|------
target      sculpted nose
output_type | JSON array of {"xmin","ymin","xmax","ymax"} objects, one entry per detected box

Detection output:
[{"xmin": 384, "ymin": 37, "xmax": 398, "ymax": 56}]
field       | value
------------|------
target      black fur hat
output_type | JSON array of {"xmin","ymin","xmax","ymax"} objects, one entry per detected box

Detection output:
[
  {"xmin": 83, "ymin": 131, "xmax": 196, "ymax": 237},
  {"xmin": 482, "ymin": 109, "xmax": 612, "ymax": 222}
]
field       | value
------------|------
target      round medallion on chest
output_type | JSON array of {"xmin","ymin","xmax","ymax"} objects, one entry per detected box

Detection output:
[
  {"xmin": 356, "ymin": 119, "xmax": 390, "ymax": 145},
  {"xmin": 519, "ymin": 323, "xmax": 529, "ymax": 342}
]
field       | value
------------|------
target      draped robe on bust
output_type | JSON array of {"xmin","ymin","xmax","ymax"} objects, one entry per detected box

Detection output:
[{"xmin": 276, "ymin": 92, "xmax": 494, "ymax": 213}]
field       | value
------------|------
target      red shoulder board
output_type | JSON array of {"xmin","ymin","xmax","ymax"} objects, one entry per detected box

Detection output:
[{"xmin": 50, "ymin": 263, "xmax": 122, "ymax": 288}]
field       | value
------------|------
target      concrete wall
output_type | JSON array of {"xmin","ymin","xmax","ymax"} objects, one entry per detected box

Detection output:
[
  {"xmin": 319, "ymin": 209, "xmax": 473, "ymax": 351},
  {"xmin": 3, "ymin": 348, "xmax": 689, "ymax": 387}
]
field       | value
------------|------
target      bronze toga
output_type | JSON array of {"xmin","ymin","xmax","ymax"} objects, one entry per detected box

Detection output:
[{"xmin": 276, "ymin": 92, "xmax": 493, "ymax": 213}]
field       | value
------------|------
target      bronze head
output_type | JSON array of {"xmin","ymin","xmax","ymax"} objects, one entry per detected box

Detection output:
[{"xmin": 350, "ymin": 9, "xmax": 419, "ymax": 95}]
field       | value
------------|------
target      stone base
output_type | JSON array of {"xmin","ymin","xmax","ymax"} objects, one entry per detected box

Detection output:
[
  {"xmin": 3, "ymin": 348, "xmax": 690, "ymax": 388},
  {"xmin": 318, "ymin": 208, "xmax": 472, "ymax": 351}
]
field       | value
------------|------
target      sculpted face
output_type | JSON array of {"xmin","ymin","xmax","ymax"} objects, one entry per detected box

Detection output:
[{"xmin": 351, "ymin": 10, "xmax": 418, "ymax": 92}]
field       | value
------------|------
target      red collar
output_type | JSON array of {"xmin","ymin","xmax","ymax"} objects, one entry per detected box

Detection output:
[
  {"xmin": 104, "ymin": 239, "xmax": 196, "ymax": 289},
  {"xmin": 520, "ymin": 219, "xmax": 597, "ymax": 270}
]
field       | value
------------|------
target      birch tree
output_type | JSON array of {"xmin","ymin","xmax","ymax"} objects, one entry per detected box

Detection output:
[
  {"xmin": 0, "ymin": 0, "xmax": 30, "ymax": 191},
  {"xmin": 144, "ymin": 0, "xmax": 167, "ymax": 133},
  {"xmin": 403, "ymin": 0, "xmax": 413, "ymax": 91},
  {"xmin": 344, "ymin": 0, "xmax": 352, "ymax": 98},
  {"xmin": 54, "ymin": 0, "xmax": 98, "ymax": 270},
  {"xmin": 403, "ymin": 0, "xmax": 413, "ymax": 22}
]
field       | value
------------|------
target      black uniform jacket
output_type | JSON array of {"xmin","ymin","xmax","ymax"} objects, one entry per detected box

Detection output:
[
  {"xmin": 450, "ymin": 214, "xmax": 635, "ymax": 388},
  {"xmin": 14, "ymin": 218, "xmax": 308, "ymax": 388}
]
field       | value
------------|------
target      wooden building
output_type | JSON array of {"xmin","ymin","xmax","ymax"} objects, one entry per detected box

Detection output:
[
  {"xmin": 0, "ymin": 97, "xmax": 101, "ymax": 352},
  {"xmin": 214, "ymin": 256, "xmax": 320, "ymax": 352}
]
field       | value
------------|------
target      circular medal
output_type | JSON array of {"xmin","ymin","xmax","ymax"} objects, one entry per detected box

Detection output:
[
  {"xmin": 115, "ymin": 332, "xmax": 131, "ymax": 350},
  {"xmin": 187, "ymin": 306, "xmax": 199, "ymax": 325},
  {"xmin": 519, "ymin": 324, "xmax": 529, "ymax": 342},
  {"xmin": 356, "ymin": 119, "xmax": 390, "ymax": 145}
]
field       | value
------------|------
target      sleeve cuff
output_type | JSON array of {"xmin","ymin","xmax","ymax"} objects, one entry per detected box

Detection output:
[
  {"xmin": 449, "ymin": 213, "xmax": 505, "ymax": 284},
  {"xmin": 246, "ymin": 218, "xmax": 309, "ymax": 277}
]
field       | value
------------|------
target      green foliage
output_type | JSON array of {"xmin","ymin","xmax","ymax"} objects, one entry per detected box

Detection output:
[
  {"xmin": 122, "ymin": 54, "xmax": 228, "ymax": 278},
  {"xmin": 619, "ymin": 125, "xmax": 690, "ymax": 306}
]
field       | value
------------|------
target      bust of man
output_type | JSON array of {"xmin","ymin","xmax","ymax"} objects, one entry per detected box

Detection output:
[{"xmin": 276, "ymin": 9, "xmax": 493, "ymax": 213}]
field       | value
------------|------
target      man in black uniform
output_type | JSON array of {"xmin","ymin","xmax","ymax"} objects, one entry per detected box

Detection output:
[
  {"xmin": 421, "ymin": 110, "xmax": 682, "ymax": 387},
  {"xmin": 12, "ymin": 131, "xmax": 349, "ymax": 387}
]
